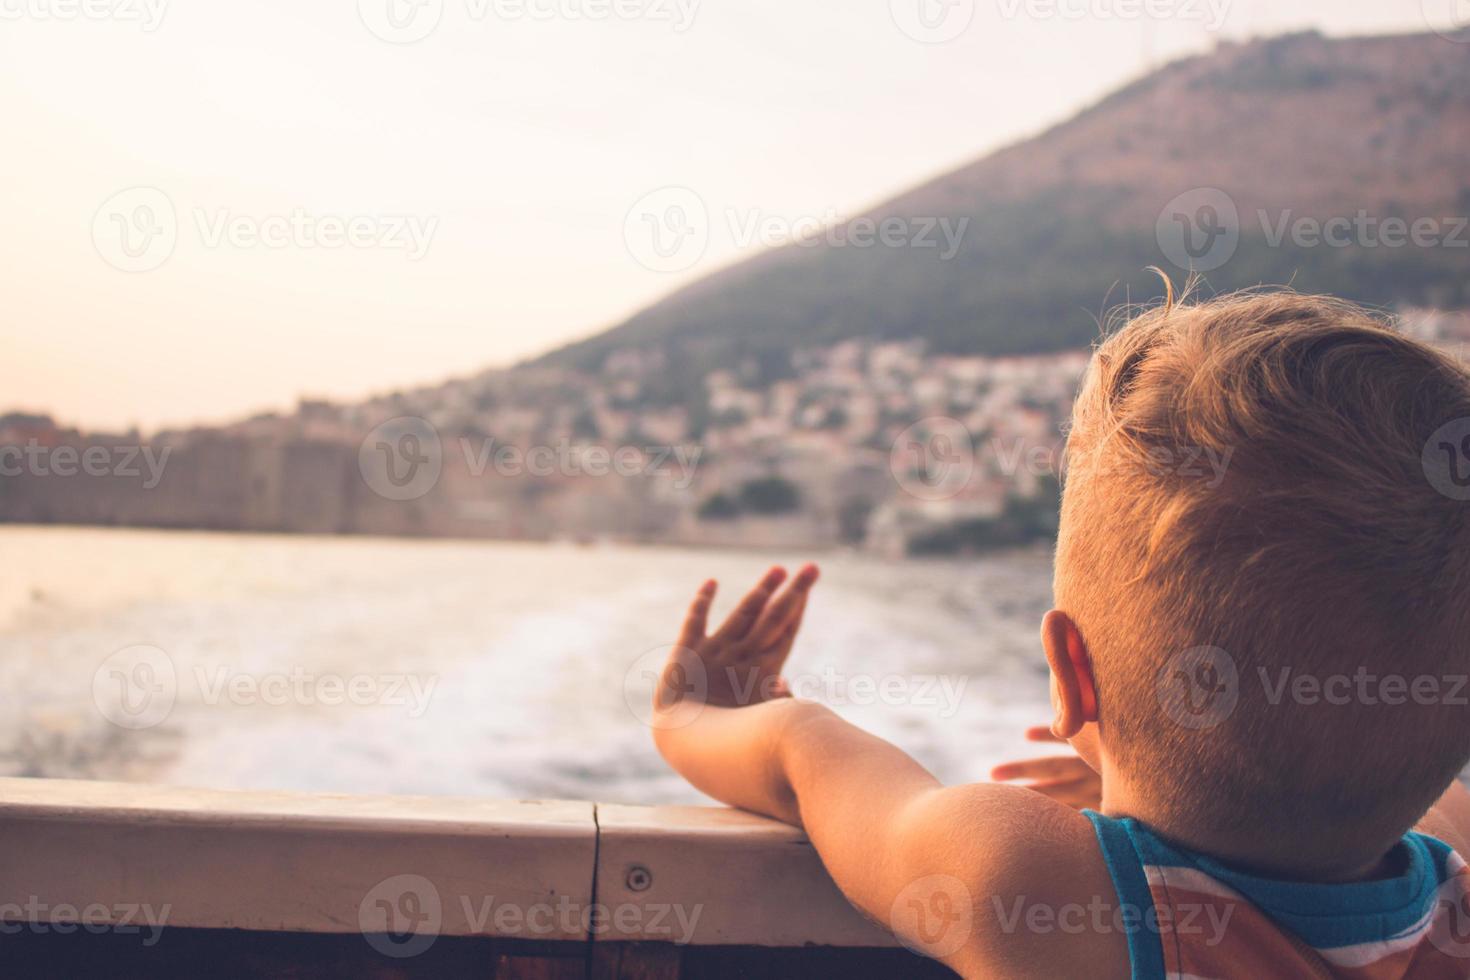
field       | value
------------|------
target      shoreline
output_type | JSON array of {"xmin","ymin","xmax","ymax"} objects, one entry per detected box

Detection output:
[{"xmin": 0, "ymin": 520, "xmax": 1055, "ymax": 562}]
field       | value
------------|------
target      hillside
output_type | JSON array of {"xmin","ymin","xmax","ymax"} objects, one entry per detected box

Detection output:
[
  {"xmin": 12, "ymin": 29, "xmax": 1470, "ymax": 552},
  {"xmin": 539, "ymin": 30, "xmax": 1470, "ymax": 386}
]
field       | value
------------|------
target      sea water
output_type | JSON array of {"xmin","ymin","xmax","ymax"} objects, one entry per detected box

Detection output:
[{"xmin": 0, "ymin": 525, "xmax": 1055, "ymax": 804}]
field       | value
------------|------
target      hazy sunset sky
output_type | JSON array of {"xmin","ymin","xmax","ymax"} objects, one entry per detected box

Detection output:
[{"xmin": 1, "ymin": 0, "xmax": 1448, "ymax": 431}]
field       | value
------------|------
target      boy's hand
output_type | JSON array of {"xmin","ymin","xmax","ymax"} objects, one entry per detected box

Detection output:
[
  {"xmin": 655, "ymin": 564, "xmax": 819, "ymax": 717},
  {"xmin": 990, "ymin": 726, "xmax": 1102, "ymax": 810},
  {"xmin": 649, "ymin": 601, "xmax": 1123, "ymax": 978}
]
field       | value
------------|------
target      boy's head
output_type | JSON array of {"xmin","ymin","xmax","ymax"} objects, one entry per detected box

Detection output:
[{"xmin": 1051, "ymin": 289, "xmax": 1470, "ymax": 859}]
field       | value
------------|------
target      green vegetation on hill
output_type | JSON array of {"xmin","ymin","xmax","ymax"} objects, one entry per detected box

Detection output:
[
  {"xmin": 538, "ymin": 31, "xmax": 1470, "ymax": 387},
  {"xmin": 549, "ymin": 188, "xmax": 1468, "ymax": 387},
  {"xmin": 908, "ymin": 476, "xmax": 1063, "ymax": 557},
  {"xmin": 696, "ymin": 477, "xmax": 803, "ymax": 521}
]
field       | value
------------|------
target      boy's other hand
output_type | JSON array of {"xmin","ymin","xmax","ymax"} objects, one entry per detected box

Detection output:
[
  {"xmin": 655, "ymin": 564, "xmax": 819, "ymax": 715},
  {"xmin": 990, "ymin": 726, "xmax": 1102, "ymax": 810}
]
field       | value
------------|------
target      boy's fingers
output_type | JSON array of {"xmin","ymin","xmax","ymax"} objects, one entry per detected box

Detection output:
[
  {"xmin": 1027, "ymin": 778, "xmax": 1098, "ymax": 808},
  {"xmin": 760, "ymin": 598, "xmax": 806, "ymax": 669},
  {"xmin": 1024, "ymin": 725, "xmax": 1064, "ymax": 744},
  {"xmin": 750, "ymin": 564, "xmax": 819, "ymax": 646},
  {"xmin": 1026, "ymin": 776, "xmax": 1091, "ymax": 792},
  {"xmin": 713, "ymin": 566, "xmax": 787, "ymax": 643},
  {"xmin": 990, "ymin": 756, "xmax": 1087, "ymax": 782},
  {"xmin": 676, "ymin": 580, "xmax": 718, "ymax": 649}
]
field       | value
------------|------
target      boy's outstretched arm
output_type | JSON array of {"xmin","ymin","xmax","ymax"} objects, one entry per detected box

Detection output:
[{"xmin": 651, "ymin": 567, "xmax": 1125, "ymax": 979}]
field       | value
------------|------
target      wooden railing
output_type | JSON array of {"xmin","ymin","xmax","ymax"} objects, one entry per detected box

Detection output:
[{"xmin": 0, "ymin": 778, "xmax": 955, "ymax": 978}]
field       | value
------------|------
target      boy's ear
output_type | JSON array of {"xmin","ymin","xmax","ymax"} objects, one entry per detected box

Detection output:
[{"xmin": 1042, "ymin": 610, "xmax": 1098, "ymax": 739}]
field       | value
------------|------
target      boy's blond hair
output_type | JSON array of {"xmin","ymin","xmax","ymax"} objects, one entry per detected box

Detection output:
[{"xmin": 1057, "ymin": 289, "xmax": 1470, "ymax": 846}]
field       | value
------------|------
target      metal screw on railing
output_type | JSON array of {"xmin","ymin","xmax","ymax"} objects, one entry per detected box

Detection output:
[{"xmin": 625, "ymin": 865, "xmax": 653, "ymax": 892}]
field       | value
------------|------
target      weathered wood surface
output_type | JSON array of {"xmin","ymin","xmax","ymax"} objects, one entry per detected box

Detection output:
[
  {"xmin": 595, "ymin": 804, "xmax": 897, "ymax": 948},
  {"xmin": 0, "ymin": 778, "xmax": 595, "ymax": 941},
  {"xmin": 0, "ymin": 779, "xmax": 961, "ymax": 977},
  {"xmin": 0, "ymin": 930, "xmax": 958, "ymax": 978}
]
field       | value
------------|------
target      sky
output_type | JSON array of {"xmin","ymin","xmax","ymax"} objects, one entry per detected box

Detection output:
[{"xmin": 0, "ymin": 0, "xmax": 1451, "ymax": 432}]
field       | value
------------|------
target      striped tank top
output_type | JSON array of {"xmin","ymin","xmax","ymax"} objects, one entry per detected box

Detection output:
[{"xmin": 1084, "ymin": 810, "xmax": 1470, "ymax": 978}]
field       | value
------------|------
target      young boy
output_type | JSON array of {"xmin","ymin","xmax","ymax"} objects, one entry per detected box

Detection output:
[{"xmin": 651, "ymin": 291, "xmax": 1470, "ymax": 978}]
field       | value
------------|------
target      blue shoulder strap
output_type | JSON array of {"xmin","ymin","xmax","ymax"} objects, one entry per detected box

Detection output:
[{"xmin": 1083, "ymin": 809, "xmax": 1167, "ymax": 980}]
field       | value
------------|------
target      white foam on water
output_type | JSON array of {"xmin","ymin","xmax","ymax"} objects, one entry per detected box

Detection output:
[{"xmin": 0, "ymin": 527, "xmax": 1056, "ymax": 803}]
